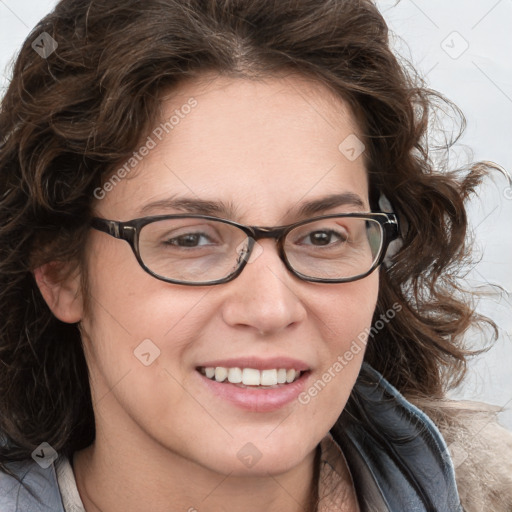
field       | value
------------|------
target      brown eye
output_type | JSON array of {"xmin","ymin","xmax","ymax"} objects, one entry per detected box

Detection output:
[
  {"xmin": 304, "ymin": 230, "xmax": 346, "ymax": 246},
  {"xmin": 166, "ymin": 233, "xmax": 212, "ymax": 247}
]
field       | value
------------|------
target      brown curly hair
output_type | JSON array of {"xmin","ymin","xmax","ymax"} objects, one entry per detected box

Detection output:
[{"xmin": 0, "ymin": 0, "xmax": 496, "ymax": 481}]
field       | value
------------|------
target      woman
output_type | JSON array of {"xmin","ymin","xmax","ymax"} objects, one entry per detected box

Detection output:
[{"xmin": 0, "ymin": 0, "xmax": 510, "ymax": 510}]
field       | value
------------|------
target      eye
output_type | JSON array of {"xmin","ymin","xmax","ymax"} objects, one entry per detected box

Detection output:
[
  {"xmin": 164, "ymin": 232, "xmax": 213, "ymax": 247},
  {"xmin": 300, "ymin": 229, "xmax": 348, "ymax": 246}
]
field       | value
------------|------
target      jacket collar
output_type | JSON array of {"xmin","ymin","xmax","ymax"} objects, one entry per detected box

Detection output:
[{"xmin": 329, "ymin": 362, "xmax": 463, "ymax": 511}]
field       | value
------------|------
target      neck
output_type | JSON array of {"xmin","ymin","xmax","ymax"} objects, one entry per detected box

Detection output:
[{"xmin": 73, "ymin": 436, "xmax": 319, "ymax": 512}]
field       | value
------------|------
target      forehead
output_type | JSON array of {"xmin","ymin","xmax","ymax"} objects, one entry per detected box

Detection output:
[{"xmin": 95, "ymin": 73, "xmax": 369, "ymax": 224}]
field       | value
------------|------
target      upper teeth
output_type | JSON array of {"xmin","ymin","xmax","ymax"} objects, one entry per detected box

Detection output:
[{"xmin": 200, "ymin": 367, "xmax": 301, "ymax": 386}]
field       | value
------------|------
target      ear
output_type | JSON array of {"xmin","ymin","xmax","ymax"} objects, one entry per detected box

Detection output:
[{"xmin": 33, "ymin": 261, "xmax": 83, "ymax": 323}]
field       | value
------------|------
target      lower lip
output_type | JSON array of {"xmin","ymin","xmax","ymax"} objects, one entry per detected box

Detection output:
[{"xmin": 197, "ymin": 371, "xmax": 311, "ymax": 412}]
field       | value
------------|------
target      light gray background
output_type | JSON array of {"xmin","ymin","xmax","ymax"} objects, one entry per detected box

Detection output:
[{"xmin": 1, "ymin": 0, "xmax": 510, "ymax": 429}]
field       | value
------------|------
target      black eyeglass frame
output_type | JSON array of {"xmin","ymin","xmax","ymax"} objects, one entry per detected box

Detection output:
[{"xmin": 90, "ymin": 212, "xmax": 399, "ymax": 286}]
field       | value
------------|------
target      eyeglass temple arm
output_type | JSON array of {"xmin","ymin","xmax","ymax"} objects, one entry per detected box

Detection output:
[
  {"xmin": 91, "ymin": 218, "xmax": 122, "ymax": 238},
  {"xmin": 383, "ymin": 213, "xmax": 400, "ymax": 241}
]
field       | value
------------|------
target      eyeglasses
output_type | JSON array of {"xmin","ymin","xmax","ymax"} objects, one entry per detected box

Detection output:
[{"xmin": 90, "ymin": 212, "xmax": 399, "ymax": 286}]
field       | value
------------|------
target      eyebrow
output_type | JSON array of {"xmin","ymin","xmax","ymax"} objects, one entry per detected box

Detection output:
[
  {"xmin": 138, "ymin": 192, "xmax": 366, "ymax": 220},
  {"xmin": 295, "ymin": 192, "xmax": 366, "ymax": 217},
  {"xmin": 139, "ymin": 197, "xmax": 237, "ymax": 217}
]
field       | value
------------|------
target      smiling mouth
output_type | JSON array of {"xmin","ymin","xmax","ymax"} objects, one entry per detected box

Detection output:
[{"xmin": 197, "ymin": 366, "xmax": 305, "ymax": 388}]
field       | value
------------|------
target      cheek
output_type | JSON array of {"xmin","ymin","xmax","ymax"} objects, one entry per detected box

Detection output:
[
  {"xmin": 79, "ymin": 237, "xmax": 210, "ymax": 390},
  {"xmin": 299, "ymin": 273, "xmax": 379, "ymax": 424},
  {"xmin": 313, "ymin": 271, "xmax": 379, "ymax": 351},
  {"xmin": 82, "ymin": 231, "xmax": 205, "ymax": 333},
  {"xmin": 78, "ymin": 251, "xmax": 218, "ymax": 445}
]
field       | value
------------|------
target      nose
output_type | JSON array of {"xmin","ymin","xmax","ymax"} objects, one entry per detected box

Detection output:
[{"xmin": 220, "ymin": 239, "xmax": 307, "ymax": 335}]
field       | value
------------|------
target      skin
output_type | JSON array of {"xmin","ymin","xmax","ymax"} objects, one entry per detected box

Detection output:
[{"xmin": 35, "ymin": 72, "xmax": 377, "ymax": 512}]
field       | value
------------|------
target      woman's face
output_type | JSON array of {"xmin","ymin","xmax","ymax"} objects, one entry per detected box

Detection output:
[{"xmin": 78, "ymin": 73, "xmax": 378, "ymax": 476}]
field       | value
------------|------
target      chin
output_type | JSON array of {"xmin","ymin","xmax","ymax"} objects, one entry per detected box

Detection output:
[{"xmin": 196, "ymin": 432, "xmax": 315, "ymax": 477}]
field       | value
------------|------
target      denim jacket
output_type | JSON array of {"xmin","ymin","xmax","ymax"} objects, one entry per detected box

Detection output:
[{"xmin": 0, "ymin": 363, "xmax": 463, "ymax": 511}]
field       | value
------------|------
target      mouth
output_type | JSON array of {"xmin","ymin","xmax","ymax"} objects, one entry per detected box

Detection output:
[
  {"xmin": 197, "ymin": 366, "xmax": 304, "ymax": 388},
  {"xmin": 195, "ymin": 362, "xmax": 312, "ymax": 412}
]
